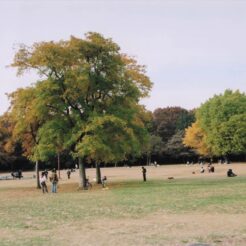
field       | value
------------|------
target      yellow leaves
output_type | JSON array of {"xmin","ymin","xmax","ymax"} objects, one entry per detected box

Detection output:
[
  {"xmin": 0, "ymin": 113, "xmax": 16, "ymax": 154},
  {"xmin": 183, "ymin": 121, "xmax": 211, "ymax": 156},
  {"xmin": 121, "ymin": 54, "xmax": 152, "ymax": 98},
  {"xmin": 9, "ymin": 87, "xmax": 40, "ymax": 125},
  {"xmin": 7, "ymin": 86, "xmax": 49, "ymax": 159}
]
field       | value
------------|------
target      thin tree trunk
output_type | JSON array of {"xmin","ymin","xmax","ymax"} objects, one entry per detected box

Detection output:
[
  {"xmin": 36, "ymin": 160, "xmax": 41, "ymax": 189},
  {"xmin": 57, "ymin": 152, "xmax": 61, "ymax": 179},
  {"xmin": 96, "ymin": 162, "xmax": 102, "ymax": 184},
  {"xmin": 79, "ymin": 157, "xmax": 86, "ymax": 189},
  {"xmin": 146, "ymin": 154, "xmax": 151, "ymax": 166}
]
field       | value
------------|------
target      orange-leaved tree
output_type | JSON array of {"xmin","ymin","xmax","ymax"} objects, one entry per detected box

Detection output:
[{"xmin": 183, "ymin": 121, "xmax": 211, "ymax": 156}]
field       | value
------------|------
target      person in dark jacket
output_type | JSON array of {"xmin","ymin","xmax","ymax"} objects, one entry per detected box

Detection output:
[
  {"xmin": 67, "ymin": 169, "xmax": 71, "ymax": 179},
  {"xmin": 142, "ymin": 166, "xmax": 147, "ymax": 182},
  {"xmin": 227, "ymin": 169, "xmax": 237, "ymax": 177}
]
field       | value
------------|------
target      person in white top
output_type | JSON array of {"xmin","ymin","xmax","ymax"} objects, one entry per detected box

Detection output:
[
  {"xmin": 40, "ymin": 172, "xmax": 48, "ymax": 193},
  {"xmin": 200, "ymin": 166, "xmax": 205, "ymax": 173}
]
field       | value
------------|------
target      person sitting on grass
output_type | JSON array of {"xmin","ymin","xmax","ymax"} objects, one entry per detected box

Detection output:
[
  {"xmin": 227, "ymin": 169, "xmax": 237, "ymax": 177},
  {"xmin": 18, "ymin": 170, "xmax": 22, "ymax": 179},
  {"xmin": 209, "ymin": 165, "xmax": 215, "ymax": 173},
  {"xmin": 85, "ymin": 177, "xmax": 92, "ymax": 189},
  {"xmin": 200, "ymin": 166, "xmax": 205, "ymax": 173},
  {"xmin": 102, "ymin": 176, "xmax": 107, "ymax": 188}
]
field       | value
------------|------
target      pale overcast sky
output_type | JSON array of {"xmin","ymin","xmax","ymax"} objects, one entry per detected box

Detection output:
[{"xmin": 1, "ymin": 0, "xmax": 246, "ymax": 114}]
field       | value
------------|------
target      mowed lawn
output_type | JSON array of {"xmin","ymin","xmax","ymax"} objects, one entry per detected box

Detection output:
[{"xmin": 1, "ymin": 165, "xmax": 246, "ymax": 246}]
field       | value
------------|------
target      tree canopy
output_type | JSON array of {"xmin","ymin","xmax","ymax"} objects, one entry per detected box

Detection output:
[
  {"xmin": 10, "ymin": 32, "xmax": 152, "ymax": 187},
  {"xmin": 151, "ymin": 107, "xmax": 195, "ymax": 162},
  {"xmin": 184, "ymin": 90, "xmax": 246, "ymax": 157}
]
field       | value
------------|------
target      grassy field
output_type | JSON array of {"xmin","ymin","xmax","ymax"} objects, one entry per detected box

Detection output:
[{"xmin": 1, "ymin": 165, "xmax": 246, "ymax": 245}]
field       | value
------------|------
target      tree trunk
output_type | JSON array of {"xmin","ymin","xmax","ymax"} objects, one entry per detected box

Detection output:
[
  {"xmin": 57, "ymin": 152, "xmax": 61, "ymax": 179},
  {"xmin": 146, "ymin": 154, "xmax": 151, "ymax": 165},
  {"xmin": 96, "ymin": 162, "xmax": 102, "ymax": 184},
  {"xmin": 79, "ymin": 157, "xmax": 86, "ymax": 189},
  {"xmin": 36, "ymin": 160, "xmax": 41, "ymax": 189}
]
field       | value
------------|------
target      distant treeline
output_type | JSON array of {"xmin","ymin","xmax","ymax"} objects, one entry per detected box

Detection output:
[{"xmin": 1, "ymin": 105, "xmax": 196, "ymax": 171}]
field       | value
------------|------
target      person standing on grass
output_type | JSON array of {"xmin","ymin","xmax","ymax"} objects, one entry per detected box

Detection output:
[
  {"xmin": 67, "ymin": 169, "xmax": 71, "ymax": 179},
  {"xmin": 44, "ymin": 169, "xmax": 48, "ymax": 179},
  {"xmin": 142, "ymin": 166, "xmax": 147, "ymax": 182},
  {"xmin": 50, "ymin": 169, "xmax": 58, "ymax": 193},
  {"xmin": 40, "ymin": 172, "xmax": 48, "ymax": 193}
]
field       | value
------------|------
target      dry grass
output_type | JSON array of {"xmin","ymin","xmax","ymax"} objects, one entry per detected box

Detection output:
[{"xmin": 0, "ymin": 163, "xmax": 246, "ymax": 246}]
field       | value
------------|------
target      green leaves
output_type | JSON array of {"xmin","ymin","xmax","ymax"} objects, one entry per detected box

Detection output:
[
  {"xmin": 214, "ymin": 113, "xmax": 246, "ymax": 155},
  {"xmin": 184, "ymin": 90, "xmax": 246, "ymax": 156},
  {"xmin": 10, "ymin": 32, "xmax": 152, "ymax": 166},
  {"xmin": 75, "ymin": 115, "xmax": 139, "ymax": 163}
]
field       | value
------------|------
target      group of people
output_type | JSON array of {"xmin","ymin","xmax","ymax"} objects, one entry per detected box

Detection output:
[
  {"xmin": 40, "ymin": 168, "xmax": 109, "ymax": 193},
  {"xmin": 40, "ymin": 169, "xmax": 59, "ymax": 194},
  {"xmin": 200, "ymin": 164, "xmax": 237, "ymax": 177},
  {"xmin": 142, "ymin": 164, "xmax": 238, "ymax": 181},
  {"xmin": 39, "ymin": 163, "xmax": 238, "ymax": 193},
  {"xmin": 11, "ymin": 170, "xmax": 23, "ymax": 179},
  {"xmin": 200, "ymin": 164, "xmax": 215, "ymax": 173}
]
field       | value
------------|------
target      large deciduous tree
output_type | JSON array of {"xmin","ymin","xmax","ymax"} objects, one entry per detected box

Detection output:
[
  {"xmin": 184, "ymin": 90, "xmax": 246, "ymax": 157},
  {"xmin": 153, "ymin": 107, "xmax": 195, "ymax": 143},
  {"xmin": 183, "ymin": 121, "xmax": 211, "ymax": 156},
  {"xmin": 151, "ymin": 107, "xmax": 195, "ymax": 162},
  {"xmin": 76, "ymin": 115, "xmax": 142, "ymax": 183},
  {"xmin": 11, "ymin": 32, "xmax": 152, "ymax": 189}
]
